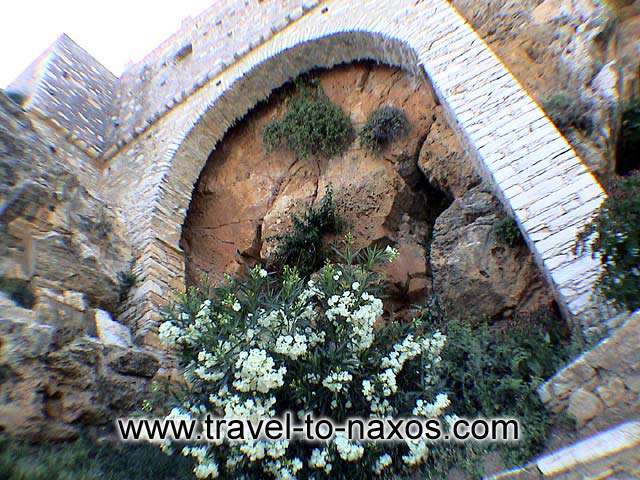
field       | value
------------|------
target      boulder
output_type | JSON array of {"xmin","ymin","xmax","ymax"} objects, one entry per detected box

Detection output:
[
  {"xmin": 418, "ymin": 106, "xmax": 480, "ymax": 198},
  {"xmin": 94, "ymin": 309, "xmax": 133, "ymax": 348},
  {"xmin": 430, "ymin": 186, "xmax": 554, "ymax": 322}
]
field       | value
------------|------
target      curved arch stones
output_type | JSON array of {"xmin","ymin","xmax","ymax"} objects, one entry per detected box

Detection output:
[{"xmin": 108, "ymin": 0, "xmax": 606, "ymax": 343}]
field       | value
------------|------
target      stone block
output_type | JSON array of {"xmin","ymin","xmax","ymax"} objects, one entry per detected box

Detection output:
[
  {"xmin": 94, "ymin": 309, "xmax": 133, "ymax": 348},
  {"xmin": 567, "ymin": 387, "xmax": 604, "ymax": 426}
]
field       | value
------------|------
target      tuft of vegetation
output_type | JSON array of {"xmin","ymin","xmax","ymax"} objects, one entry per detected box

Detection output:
[
  {"xmin": 263, "ymin": 81, "xmax": 352, "ymax": 159},
  {"xmin": 117, "ymin": 270, "xmax": 138, "ymax": 303},
  {"xmin": 543, "ymin": 92, "xmax": 593, "ymax": 134},
  {"xmin": 359, "ymin": 106, "xmax": 409, "ymax": 152},
  {"xmin": 577, "ymin": 172, "xmax": 640, "ymax": 312},
  {"xmin": 416, "ymin": 301, "xmax": 577, "ymax": 473},
  {"xmin": 617, "ymin": 97, "xmax": 640, "ymax": 175},
  {"xmin": 271, "ymin": 186, "xmax": 341, "ymax": 277},
  {"xmin": 495, "ymin": 215, "xmax": 523, "ymax": 248},
  {"xmin": 0, "ymin": 277, "xmax": 36, "ymax": 309},
  {"xmin": 0, "ymin": 435, "xmax": 194, "ymax": 480}
]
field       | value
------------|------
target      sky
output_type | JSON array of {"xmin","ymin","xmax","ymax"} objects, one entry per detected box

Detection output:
[{"xmin": 0, "ymin": 0, "xmax": 215, "ymax": 87}]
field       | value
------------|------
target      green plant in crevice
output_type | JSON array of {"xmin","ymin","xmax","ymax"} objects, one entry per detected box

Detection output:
[
  {"xmin": 577, "ymin": 172, "xmax": 640, "ymax": 312},
  {"xmin": 263, "ymin": 80, "xmax": 353, "ymax": 159},
  {"xmin": 495, "ymin": 215, "xmax": 523, "ymax": 248},
  {"xmin": 543, "ymin": 92, "xmax": 593, "ymax": 134},
  {"xmin": 359, "ymin": 105, "xmax": 409, "ymax": 152},
  {"xmin": 271, "ymin": 186, "xmax": 342, "ymax": 277}
]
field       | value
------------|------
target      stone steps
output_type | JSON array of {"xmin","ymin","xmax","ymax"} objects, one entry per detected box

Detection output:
[{"xmin": 489, "ymin": 420, "xmax": 640, "ymax": 479}]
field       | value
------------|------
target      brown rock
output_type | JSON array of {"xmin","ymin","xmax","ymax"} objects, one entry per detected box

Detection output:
[
  {"xmin": 107, "ymin": 347, "xmax": 160, "ymax": 378},
  {"xmin": 430, "ymin": 186, "xmax": 554, "ymax": 322},
  {"xmin": 182, "ymin": 63, "xmax": 440, "ymax": 284},
  {"xmin": 567, "ymin": 388, "xmax": 604, "ymax": 426},
  {"xmin": 418, "ymin": 106, "xmax": 480, "ymax": 198}
]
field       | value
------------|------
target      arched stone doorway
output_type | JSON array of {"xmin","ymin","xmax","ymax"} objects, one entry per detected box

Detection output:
[{"xmin": 111, "ymin": 1, "xmax": 605, "ymax": 343}]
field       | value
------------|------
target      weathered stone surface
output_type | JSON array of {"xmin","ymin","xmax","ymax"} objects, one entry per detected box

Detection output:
[
  {"xmin": 0, "ymin": 93, "xmax": 133, "ymax": 315},
  {"xmin": 539, "ymin": 311, "xmax": 640, "ymax": 435},
  {"xmin": 183, "ymin": 63, "xmax": 440, "ymax": 303},
  {"xmin": 430, "ymin": 186, "xmax": 554, "ymax": 321},
  {"xmin": 94, "ymin": 309, "xmax": 133, "ymax": 348},
  {"xmin": 568, "ymin": 388, "xmax": 605, "ymax": 426},
  {"xmin": 451, "ymin": 0, "xmax": 640, "ymax": 176},
  {"xmin": 106, "ymin": 347, "xmax": 160, "ymax": 378},
  {"xmin": 418, "ymin": 105, "xmax": 480, "ymax": 198}
]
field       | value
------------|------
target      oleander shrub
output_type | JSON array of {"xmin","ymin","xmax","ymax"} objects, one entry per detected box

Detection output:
[
  {"xmin": 263, "ymin": 82, "xmax": 352, "ymax": 159},
  {"xmin": 494, "ymin": 216, "xmax": 523, "ymax": 248},
  {"xmin": 359, "ymin": 106, "xmax": 409, "ymax": 152},
  {"xmin": 0, "ymin": 277, "xmax": 35, "ymax": 309},
  {"xmin": 543, "ymin": 92, "xmax": 593, "ymax": 134},
  {"xmin": 617, "ymin": 97, "xmax": 640, "ymax": 175},
  {"xmin": 271, "ymin": 187, "xmax": 341, "ymax": 277},
  {"xmin": 577, "ymin": 172, "xmax": 640, "ymax": 311},
  {"xmin": 157, "ymin": 239, "xmax": 461, "ymax": 479},
  {"xmin": 0, "ymin": 435, "xmax": 193, "ymax": 480}
]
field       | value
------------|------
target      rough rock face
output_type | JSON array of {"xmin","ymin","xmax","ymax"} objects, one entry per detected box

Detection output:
[
  {"xmin": 183, "ymin": 63, "xmax": 441, "ymax": 307},
  {"xmin": 183, "ymin": 63, "xmax": 556, "ymax": 321},
  {"xmin": 0, "ymin": 294, "xmax": 159, "ymax": 440},
  {"xmin": 450, "ymin": 0, "xmax": 640, "ymax": 176},
  {"xmin": 0, "ymin": 93, "xmax": 158, "ymax": 440},
  {"xmin": 431, "ymin": 187, "xmax": 554, "ymax": 322},
  {"xmin": 418, "ymin": 105, "xmax": 481, "ymax": 199}
]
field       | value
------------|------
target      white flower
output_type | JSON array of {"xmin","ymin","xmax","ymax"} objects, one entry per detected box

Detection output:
[
  {"xmin": 233, "ymin": 349, "xmax": 286, "ymax": 393},
  {"xmin": 334, "ymin": 435, "xmax": 364, "ymax": 462},
  {"xmin": 402, "ymin": 440, "xmax": 429, "ymax": 466},
  {"xmin": 322, "ymin": 370, "xmax": 353, "ymax": 393},
  {"xmin": 232, "ymin": 301, "xmax": 242, "ymax": 312},
  {"xmin": 194, "ymin": 461, "xmax": 219, "ymax": 479},
  {"xmin": 384, "ymin": 245, "xmax": 399, "ymax": 261},
  {"xmin": 351, "ymin": 281, "xmax": 361, "ymax": 291},
  {"xmin": 309, "ymin": 448, "xmax": 332, "ymax": 474},
  {"xmin": 259, "ymin": 269, "xmax": 268, "ymax": 278},
  {"xmin": 373, "ymin": 453, "xmax": 393, "ymax": 474},
  {"xmin": 274, "ymin": 334, "xmax": 308, "ymax": 360},
  {"xmin": 413, "ymin": 393, "xmax": 450, "ymax": 418}
]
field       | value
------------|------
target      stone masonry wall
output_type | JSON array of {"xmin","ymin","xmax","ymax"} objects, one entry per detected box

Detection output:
[
  {"xmin": 95, "ymin": 0, "xmax": 608, "ymax": 345},
  {"xmin": 7, "ymin": 34, "xmax": 116, "ymax": 159},
  {"xmin": 539, "ymin": 310, "xmax": 640, "ymax": 434}
]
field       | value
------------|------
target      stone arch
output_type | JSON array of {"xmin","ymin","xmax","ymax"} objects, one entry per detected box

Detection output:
[{"xmin": 123, "ymin": 0, "xmax": 606, "ymax": 343}]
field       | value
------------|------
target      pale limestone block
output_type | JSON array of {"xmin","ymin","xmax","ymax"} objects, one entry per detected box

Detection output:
[
  {"xmin": 94, "ymin": 309, "xmax": 133, "ymax": 348},
  {"xmin": 567, "ymin": 387, "xmax": 604, "ymax": 426}
]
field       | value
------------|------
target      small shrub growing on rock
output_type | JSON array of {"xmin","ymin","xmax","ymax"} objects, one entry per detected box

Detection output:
[
  {"xmin": 359, "ymin": 106, "xmax": 409, "ymax": 152},
  {"xmin": 271, "ymin": 187, "xmax": 341, "ymax": 277},
  {"xmin": 157, "ymin": 240, "xmax": 461, "ymax": 479},
  {"xmin": 577, "ymin": 172, "xmax": 640, "ymax": 311},
  {"xmin": 543, "ymin": 92, "xmax": 593, "ymax": 134},
  {"xmin": 0, "ymin": 277, "xmax": 35, "ymax": 309},
  {"xmin": 263, "ymin": 82, "xmax": 352, "ymax": 159},
  {"xmin": 494, "ymin": 216, "xmax": 523, "ymax": 247},
  {"xmin": 617, "ymin": 97, "xmax": 640, "ymax": 175}
]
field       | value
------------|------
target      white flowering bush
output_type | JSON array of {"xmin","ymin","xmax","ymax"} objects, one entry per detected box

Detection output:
[{"xmin": 158, "ymin": 239, "xmax": 452, "ymax": 479}]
